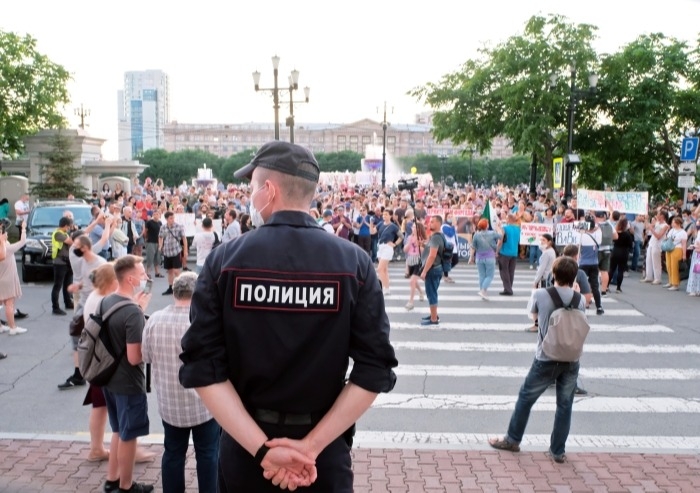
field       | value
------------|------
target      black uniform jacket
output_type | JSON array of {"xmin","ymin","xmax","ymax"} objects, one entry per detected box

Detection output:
[{"xmin": 180, "ymin": 211, "xmax": 397, "ymax": 415}]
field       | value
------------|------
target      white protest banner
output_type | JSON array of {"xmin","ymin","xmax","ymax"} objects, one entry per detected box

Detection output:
[
  {"xmin": 577, "ymin": 190, "xmax": 649, "ymax": 215},
  {"xmin": 555, "ymin": 223, "xmax": 582, "ymax": 246},
  {"xmin": 174, "ymin": 213, "xmax": 223, "ymax": 236},
  {"xmin": 427, "ymin": 208, "xmax": 476, "ymax": 219},
  {"xmin": 519, "ymin": 223, "xmax": 554, "ymax": 245},
  {"xmin": 605, "ymin": 191, "xmax": 648, "ymax": 215},
  {"xmin": 576, "ymin": 190, "xmax": 607, "ymax": 211}
]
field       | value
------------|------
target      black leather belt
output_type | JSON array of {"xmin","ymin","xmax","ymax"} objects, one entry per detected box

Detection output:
[{"xmin": 252, "ymin": 408, "xmax": 318, "ymax": 426}]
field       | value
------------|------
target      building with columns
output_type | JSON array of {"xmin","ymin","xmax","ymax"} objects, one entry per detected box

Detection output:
[{"xmin": 163, "ymin": 119, "xmax": 513, "ymax": 160}]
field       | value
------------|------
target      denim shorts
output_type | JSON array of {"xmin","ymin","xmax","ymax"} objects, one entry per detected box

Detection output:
[
  {"xmin": 424, "ymin": 266, "xmax": 443, "ymax": 305},
  {"xmin": 103, "ymin": 389, "xmax": 149, "ymax": 441}
]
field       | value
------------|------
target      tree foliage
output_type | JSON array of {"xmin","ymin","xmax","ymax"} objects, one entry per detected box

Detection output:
[
  {"xmin": 0, "ymin": 30, "xmax": 71, "ymax": 157},
  {"xmin": 399, "ymin": 153, "xmax": 531, "ymax": 187},
  {"xmin": 138, "ymin": 148, "xmax": 363, "ymax": 186},
  {"xmin": 410, "ymin": 15, "xmax": 598, "ymax": 192},
  {"xmin": 411, "ymin": 14, "xmax": 700, "ymax": 198},
  {"xmin": 30, "ymin": 133, "xmax": 88, "ymax": 199}
]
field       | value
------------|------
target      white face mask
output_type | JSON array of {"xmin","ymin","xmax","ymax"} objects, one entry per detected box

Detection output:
[
  {"xmin": 139, "ymin": 279, "xmax": 148, "ymax": 292},
  {"xmin": 249, "ymin": 185, "xmax": 273, "ymax": 228}
]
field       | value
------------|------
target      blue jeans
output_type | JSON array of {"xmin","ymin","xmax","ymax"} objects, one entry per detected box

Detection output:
[
  {"xmin": 424, "ymin": 266, "xmax": 443, "ymax": 306},
  {"xmin": 506, "ymin": 359, "xmax": 580, "ymax": 456},
  {"xmin": 162, "ymin": 418, "xmax": 220, "ymax": 493},
  {"xmin": 631, "ymin": 240, "xmax": 641, "ymax": 271},
  {"xmin": 476, "ymin": 257, "xmax": 496, "ymax": 291},
  {"xmin": 529, "ymin": 245, "xmax": 541, "ymax": 267}
]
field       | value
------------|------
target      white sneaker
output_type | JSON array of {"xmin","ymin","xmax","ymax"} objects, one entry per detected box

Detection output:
[
  {"xmin": 8, "ymin": 327, "xmax": 27, "ymax": 336},
  {"xmin": 529, "ymin": 265, "xmax": 534, "ymax": 270},
  {"xmin": 405, "ymin": 302, "xmax": 414, "ymax": 311},
  {"xmin": 382, "ymin": 289, "xmax": 391, "ymax": 296},
  {"xmin": 0, "ymin": 325, "xmax": 10, "ymax": 334},
  {"xmin": 479, "ymin": 290, "xmax": 489, "ymax": 301},
  {"xmin": 668, "ymin": 286, "xmax": 679, "ymax": 291}
]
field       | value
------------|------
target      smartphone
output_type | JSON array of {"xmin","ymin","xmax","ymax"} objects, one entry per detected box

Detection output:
[{"xmin": 143, "ymin": 279, "xmax": 153, "ymax": 295}]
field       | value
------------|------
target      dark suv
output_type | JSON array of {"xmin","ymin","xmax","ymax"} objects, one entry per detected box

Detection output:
[{"xmin": 22, "ymin": 200, "xmax": 93, "ymax": 282}]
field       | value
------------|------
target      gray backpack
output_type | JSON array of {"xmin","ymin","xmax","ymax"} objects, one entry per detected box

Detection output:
[
  {"xmin": 78, "ymin": 300, "xmax": 134, "ymax": 386},
  {"xmin": 541, "ymin": 288, "xmax": 590, "ymax": 362}
]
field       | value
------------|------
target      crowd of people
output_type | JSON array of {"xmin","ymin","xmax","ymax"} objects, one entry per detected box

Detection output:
[{"xmin": 1, "ymin": 142, "xmax": 700, "ymax": 489}]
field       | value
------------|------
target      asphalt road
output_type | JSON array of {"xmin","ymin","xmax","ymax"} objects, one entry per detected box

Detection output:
[{"xmin": 1, "ymin": 259, "xmax": 699, "ymax": 454}]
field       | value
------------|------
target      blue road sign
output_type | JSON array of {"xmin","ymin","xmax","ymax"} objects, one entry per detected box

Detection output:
[{"xmin": 681, "ymin": 137, "xmax": 699, "ymax": 161}]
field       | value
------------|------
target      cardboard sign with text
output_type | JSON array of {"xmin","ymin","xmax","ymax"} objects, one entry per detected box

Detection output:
[{"xmin": 519, "ymin": 223, "xmax": 554, "ymax": 245}]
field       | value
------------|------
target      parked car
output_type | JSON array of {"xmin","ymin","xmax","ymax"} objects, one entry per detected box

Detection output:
[{"xmin": 22, "ymin": 200, "xmax": 93, "ymax": 282}]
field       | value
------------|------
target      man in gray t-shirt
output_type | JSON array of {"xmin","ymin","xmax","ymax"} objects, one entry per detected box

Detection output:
[
  {"xmin": 489, "ymin": 256, "xmax": 586, "ymax": 464},
  {"xmin": 101, "ymin": 255, "xmax": 153, "ymax": 493}
]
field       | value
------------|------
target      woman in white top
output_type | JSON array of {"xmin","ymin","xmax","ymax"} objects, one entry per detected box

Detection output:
[
  {"xmin": 664, "ymin": 216, "xmax": 688, "ymax": 291},
  {"xmin": 533, "ymin": 233, "xmax": 557, "ymax": 289},
  {"xmin": 642, "ymin": 211, "xmax": 670, "ymax": 284},
  {"xmin": 686, "ymin": 230, "xmax": 700, "ymax": 296}
]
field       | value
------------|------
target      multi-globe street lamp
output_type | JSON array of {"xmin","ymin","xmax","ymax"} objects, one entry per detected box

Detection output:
[
  {"xmin": 550, "ymin": 64, "xmax": 598, "ymax": 205},
  {"xmin": 438, "ymin": 153, "xmax": 447, "ymax": 186},
  {"xmin": 253, "ymin": 56, "xmax": 309, "ymax": 142},
  {"xmin": 466, "ymin": 146, "xmax": 475, "ymax": 185}
]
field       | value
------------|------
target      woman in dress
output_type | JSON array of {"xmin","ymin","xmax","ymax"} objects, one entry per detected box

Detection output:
[
  {"xmin": 403, "ymin": 221, "xmax": 426, "ymax": 310},
  {"xmin": 686, "ymin": 232, "xmax": 700, "ymax": 296},
  {"xmin": 469, "ymin": 218, "xmax": 503, "ymax": 300},
  {"xmin": 642, "ymin": 210, "xmax": 670, "ymax": 284},
  {"xmin": 0, "ymin": 221, "xmax": 27, "ymax": 335},
  {"xmin": 608, "ymin": 218, "xmax": 634, "ymax": 293}
]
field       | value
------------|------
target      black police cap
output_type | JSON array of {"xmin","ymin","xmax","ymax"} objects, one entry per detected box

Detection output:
[{"xmin": 234, "ymin": 141, "xmax": 320, "ymax": 183}]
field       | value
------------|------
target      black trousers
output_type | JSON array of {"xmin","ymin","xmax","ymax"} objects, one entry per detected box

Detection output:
[
  {"xmin": 51, "ymin": 263, "xmax": 73, "ymax": 310},
  {"xmin": 217, "ymin": 424, "xmax": 352, "ymax": 493},
  {"xmin": 580, "ymin": 264, "xmax": 601, "ymax": 309},
  {"xmin": 497, "ymin": 255, "xmax": 517, "ymax": 294},
  {"xmin": 609, "ymin": 248, "xmax": 629, "ymax": 290},
  {"xmin": 356, "ymin": 235, "xmax": 371, "ymax": 256}
]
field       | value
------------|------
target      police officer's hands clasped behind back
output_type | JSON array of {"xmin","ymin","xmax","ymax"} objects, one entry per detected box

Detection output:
[{"xmin": 179, "ymin": 141, "xmax": 398, "ymax": 492}]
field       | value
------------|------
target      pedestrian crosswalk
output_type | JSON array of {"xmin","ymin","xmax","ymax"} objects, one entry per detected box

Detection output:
[{"xmin": 356, "ymin": 264, "xmax": 700, "ymax": 453}]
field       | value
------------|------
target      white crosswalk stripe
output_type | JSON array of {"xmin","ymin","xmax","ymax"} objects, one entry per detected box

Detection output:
[{"xmin": 355, "ymin": 266, "xmax": 699, "ymax": 451}]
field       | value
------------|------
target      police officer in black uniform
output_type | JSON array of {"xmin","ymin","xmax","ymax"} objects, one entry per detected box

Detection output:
[{"xmin": 179, "ymin": 141, "xmax": 398, "ymax": 492}]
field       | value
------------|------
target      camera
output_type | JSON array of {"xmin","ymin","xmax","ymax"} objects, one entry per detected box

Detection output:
[{"xmin": 397, "ymin": 177, "xmax": 418, "ymax": 191}]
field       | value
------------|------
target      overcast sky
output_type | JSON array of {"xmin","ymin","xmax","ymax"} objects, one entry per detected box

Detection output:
[{"xmin": 3, "ymin": 0, "xmax": 700, "ymax": 159}]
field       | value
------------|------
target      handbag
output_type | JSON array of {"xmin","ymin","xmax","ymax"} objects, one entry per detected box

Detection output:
[
  {"xmin": 661, "ymin": 237, "xmax": 675, "ymax": 252},
  {"xmin": 69, "ymin": 308, "xmax": 84, "ymax": 337}
]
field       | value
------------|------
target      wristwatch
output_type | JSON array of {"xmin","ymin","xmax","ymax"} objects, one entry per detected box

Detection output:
[{"xmin": 255, "ymin": 444, "xmax": 270, "ymax": 465}]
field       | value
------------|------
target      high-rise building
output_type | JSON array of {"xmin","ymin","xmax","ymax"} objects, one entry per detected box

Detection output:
[{"xmin": 117, "ymin": 70, "xmax": 170, "ymax": 160}]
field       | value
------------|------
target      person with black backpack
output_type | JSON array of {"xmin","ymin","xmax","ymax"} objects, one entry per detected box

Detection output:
[
  {"xmin": 419, "ymin": 215, "xmax": 449, "ymax": 326},
  {"xmin": 488, "ymin": 256, "xmax": 588, "ymax": 465}
]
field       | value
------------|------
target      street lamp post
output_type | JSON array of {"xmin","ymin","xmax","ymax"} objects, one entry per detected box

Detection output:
[
  {"xmin": 380, "ymin": 102, "xmax": 390, "ymax": 190},
  {"xmin": 285, "ymin": 69, "xmax": 310, "ymax": 144},
  {"xmin": 75, "ymin": 103, "xmax": 90, "ymax": 130},
  {"xmin": 467, "ymin": 147, "xmax": 475, "ymax": 185},
  {"xmin": 438, "ymin": 153, "xmax": 447, "ymax": 186},
  {"xmin": 551, "ymin": 65, "xmax": 598, "ymax": 205},
  {"xmin": 252, "ymin": 55, "xmax": 282, "ymax": 140},
  {"xmin": 529, "ymin": 152, "xmax": 537, "ymax": 195}
]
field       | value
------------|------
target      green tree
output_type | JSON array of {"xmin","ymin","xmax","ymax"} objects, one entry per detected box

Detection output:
[
  {"xmin": 410, "ymin": 14, "xmax": 599, "ymax": 192},
  {"xmin": 138, "ymin": 148, "xmax": 224, "ymax": 186},
  {"xmin": 0, "ymin": 30, "xmax": 70, "ymax": 157},
  {"xmin": 576, "ymin": 33, "xmax": 700, "ymax": 197},
  {"xmin": 315, "ymin": 150, "xmax": 363, "ymax": 172},
  {"xmin": 30, "ymin": 132, "xmax": 88, "ymax": 199}
]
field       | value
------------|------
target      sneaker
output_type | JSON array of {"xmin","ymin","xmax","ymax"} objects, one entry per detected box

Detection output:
[
  {"xmin": 668, "ymin": 286, "xmax": 679, "ymax": 291},
  {"xmin": 162, "ymin": 287, "xmax": 173, "ymax": 296},
  {"xmin": 8, "ymin": 327, "xmax": 27, "ymax": 335},
  {"xmin": 118, "ymin": 482, "xmax": 154, "ymax": 493},
  {"xmin": 574, "ymin": 386, "xmax": 588, "ymax": 395},
  {"xmin": 688, "ymin": 292, "xmax": 699, "ymax": 297},
  {"xmin": 651, "ymin": 280, "xmax": 661, "ymax": 285},
  {"xmin": 405, "ymin": 302, "xmax": 414, "ymax": 311},
  {"xmin": 58, "ymin": 376, "xmax": 86, "ymax": 390},
  {"xmin": 529, "ymin": 265, "xmax": 534, "ymax": 270},
  {"xmin": 421, "ymin": 315, "xmax": 439, "ymax": 321},
  {"xmin": 546, "ymin": 450, "xmax": 567, "ymax": 464},
  {"xmin": 488, "ymin": 436, "xmax": 520, "ymax": 452},
  {"xmin": 662, "ymin": 283, "xmax": 671, "ymax": 288},
  {"xmin": 596, "ymin": 307, "xmax": 604, "ymax": 316},
  {"xmin": 104, "ymin": 479, "xmax": 120, "ymax": 493},
  {"xmin": 382, "ymin": 289, "xmax": 391, "ymax": 296},
  {"xmin": 444, "ymin": 277, "xmax": 455, "ymax": 284},
  {"xmin": 640, "ymin": 278, "xmax": 652, "ymax": 283},
  {"xmin": 14, "ymin": 309, "xmax": 28, "ymax": 319},
  {"xmin": 616, "ymin": 289, "xmax": 622, "ymax": 293},
  {"xmin": 0, "ymin": 325, "xmax": 10, "ymax": 334},
  {"xmin": 420, "ymin": 318, "xmax": 439, "ymax": 326},
  {"xmin": 499, "ymin": 291, "xmax": 513, "ymax": 296},
  {"xmin": 52, "ymin": 308, "xmax": 67, "ymax": 315},
  {"xmin": 478, "ymin": 290, "xmax": 489, "ymax": 301},
  {"xmin": 419, "ymin": 292, "xmax": 425, "ymax": 302}
]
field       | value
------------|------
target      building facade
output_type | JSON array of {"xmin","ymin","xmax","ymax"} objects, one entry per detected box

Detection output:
[
  {"xmin": 118, "ymin": 70, "xmax": 170, "ymax": 160},
  {"xmin": 162, "ymin": 119, "xmax": 512, "ymax": 160}
]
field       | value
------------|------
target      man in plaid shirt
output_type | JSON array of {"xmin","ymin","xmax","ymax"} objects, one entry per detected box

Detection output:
[
  {"xmin": 142, "ymin": 272, "xmax": 219, "ymax": 493},
  {"xmin": 158, "ymin": 212, "xmax": 188, "ymax": 296}
]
